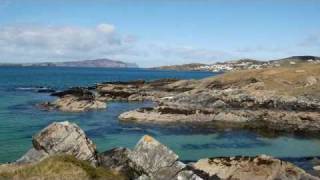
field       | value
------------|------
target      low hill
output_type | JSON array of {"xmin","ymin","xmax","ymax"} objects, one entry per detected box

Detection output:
[
  {"xmin": 271, "ymin": 56, "xmax": 320, "ymax": 66},
  {"xmin": 208, "ymin": 63, "xmax": 320, "ymax": 97}
]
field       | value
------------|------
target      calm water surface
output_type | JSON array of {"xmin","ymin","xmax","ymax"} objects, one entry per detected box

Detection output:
[{"xmin": 0, "ymin": 67, "xmax": 319, "ymax": 167}]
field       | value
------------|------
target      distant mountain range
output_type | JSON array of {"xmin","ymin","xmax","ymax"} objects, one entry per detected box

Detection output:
[
  {"xmin": 0, "ymin": 59, "xmax": 138, "ymax": 68},
  {"xmin": 153, "ymin": 56, "xmax": 320, "ymax": 72}
]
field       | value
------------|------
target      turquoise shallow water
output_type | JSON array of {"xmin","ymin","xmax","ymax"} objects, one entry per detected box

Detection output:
[{"xmin": 0, "ymin": 67, "xmax": 320, "ymax": 167}]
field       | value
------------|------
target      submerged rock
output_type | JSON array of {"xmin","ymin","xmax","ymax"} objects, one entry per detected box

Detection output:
[{"xmin": 17, "ymin": 121, "xmax": 97, "ymax": 165}]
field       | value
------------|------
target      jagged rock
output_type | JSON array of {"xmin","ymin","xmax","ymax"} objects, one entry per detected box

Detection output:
[
  {"xmin": 98, "ymin": 135, "xmax": 203, "ymax": 180},
  {"xmin": 17, "ymin": 121, "xmax": 97, "ymax": 165},
  {"xmin": 192, "ymin": 155, "xmax": 319, "ymax": 180},
  {"xmin": 128, "ymin": 135, "xmax": 182, "ymax": 178}
]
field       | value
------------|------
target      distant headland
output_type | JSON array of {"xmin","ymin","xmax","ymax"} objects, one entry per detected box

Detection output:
[{"xmin": 0, "ymin": 58, "xmax": 138, "ymax": 68}]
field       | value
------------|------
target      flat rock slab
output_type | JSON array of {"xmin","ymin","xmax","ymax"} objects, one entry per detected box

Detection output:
[{"xmin": 192, "ymin": 155, "xmax": 320, "ymax": 180}]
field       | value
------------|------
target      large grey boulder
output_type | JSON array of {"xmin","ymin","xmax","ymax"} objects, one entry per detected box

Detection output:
[{"xmin": 17, "ymin": 121, "xmax": 97, "ymax": 165}]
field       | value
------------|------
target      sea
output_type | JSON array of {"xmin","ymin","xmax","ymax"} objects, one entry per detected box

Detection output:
[{"xmin": 0, "ymin": 66, "xmax": 319, "ymax": 171}]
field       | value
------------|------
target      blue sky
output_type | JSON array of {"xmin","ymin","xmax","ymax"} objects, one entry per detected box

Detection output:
[{"xmin": 0, "ymin": 0, "xmax": 319, "ymax": 67}]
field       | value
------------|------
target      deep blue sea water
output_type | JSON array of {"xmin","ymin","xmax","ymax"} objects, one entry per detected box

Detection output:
[{"xmin": 0, "ymin": 67, "xmax": 320, "ymax": 170}]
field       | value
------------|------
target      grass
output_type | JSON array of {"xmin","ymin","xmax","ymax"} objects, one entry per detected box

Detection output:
[
  {"xmin": 202, "ymin": 63, "xmax": 320, "ymax": 97},
  {"xmin": 0, "ymin": 155, "xmax": 126, "ymax": 180}
]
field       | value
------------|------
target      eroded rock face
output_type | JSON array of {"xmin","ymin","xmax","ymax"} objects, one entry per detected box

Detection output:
[
  {"xmin": 17, "ymin": 121, "xmax": 97, "ymax": 165},
  {"xmin": 192, "ymin": 155, "xmax": 319, "ymax": 180}
]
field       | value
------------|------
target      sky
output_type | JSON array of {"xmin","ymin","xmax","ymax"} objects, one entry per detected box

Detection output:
[{"xmin": 0, "ymin": 0, "xmax": 319, "ymax": 67}]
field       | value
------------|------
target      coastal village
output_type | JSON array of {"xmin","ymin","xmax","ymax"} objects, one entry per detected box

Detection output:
[
  {"xmin": 199, "ymin": 58, "xmax": 320, "ymax": 72},
  {"xmin": 156, "ymin": 56, "xmax": 320, "ymax": 72}
]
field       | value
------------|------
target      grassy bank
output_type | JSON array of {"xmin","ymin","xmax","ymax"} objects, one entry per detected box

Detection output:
[{"xmin": 0, "ymin": 155, "xmax": 126, "ymax": 180}]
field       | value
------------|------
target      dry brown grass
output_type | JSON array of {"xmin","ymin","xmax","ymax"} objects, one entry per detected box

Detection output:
[
  {"xmin": 202, "ymin": 63, "xmax": 320, "ymax": 97},
  {"xmin": 0, "ymin": 155, "xmax": 126, "ymax": 180}
]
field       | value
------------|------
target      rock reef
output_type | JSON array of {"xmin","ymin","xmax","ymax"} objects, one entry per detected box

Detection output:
[{"xmin": 1, "ymin": 121, "xmax": 318, "ymax": 180}]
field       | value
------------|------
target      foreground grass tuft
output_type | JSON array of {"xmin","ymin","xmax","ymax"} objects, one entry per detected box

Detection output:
[{"xmin": 0, "ymin": 155, "xmax": 126, "ymax": 180}]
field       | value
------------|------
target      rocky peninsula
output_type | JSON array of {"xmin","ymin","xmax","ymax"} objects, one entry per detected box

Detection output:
[
  {"xmin": 1, "ymin": 121, "xmax": 319, "ymax": 180},
  {"xmin": 41, "ymin": 64, "xmax": 320, "ymax": 134}
]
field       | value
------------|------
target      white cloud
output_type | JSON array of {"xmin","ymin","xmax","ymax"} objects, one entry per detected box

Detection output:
[
  {"xmin": 0, "ymin": 23, "xmax": 235, "ymax": 67},
  {"xmin": 0, "ymin": 23, "xmax": 136, "ymax": 62},
  {"xmin": 97, "ymin": 23, "xmax": 116, "ymax": 34}
]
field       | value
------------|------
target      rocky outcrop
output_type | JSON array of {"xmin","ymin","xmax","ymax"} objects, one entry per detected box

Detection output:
[
  {"xmin": 17, "ymin": 121, "xmax": 97, "ymax": 165},
  {"xmin": 192, "ymin": 155, "xmax": 319, "ymax": 180},
  {"xmin": 119, "ymin": 89, "xmax": 320, "ymax": 133},
  {"xmin": 7, "ymin": 121, "xmax": 319, "ymax": 180},
  {"xmin": 40, "ymin": 88, "xmax": 106, "ymax": 112},
  {"xmin": 118, "ymin": 64, "xmax": 320, "ymax": 134}
]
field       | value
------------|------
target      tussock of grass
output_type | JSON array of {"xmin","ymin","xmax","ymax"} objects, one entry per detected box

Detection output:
[{"xmin": 0, "ymin": 155, "xmax": 126, "ymax": 180}]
